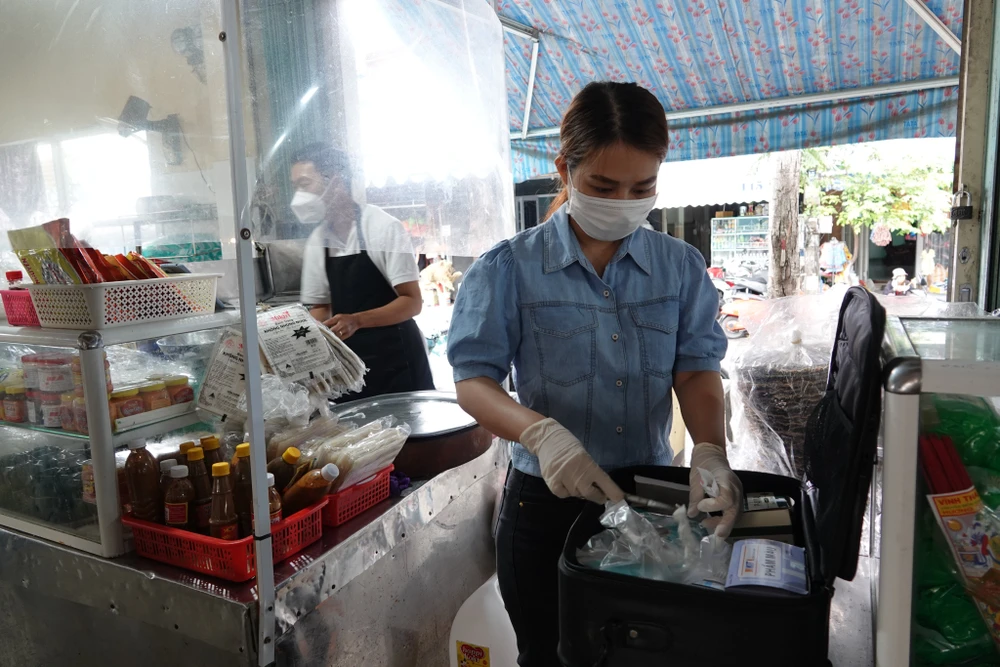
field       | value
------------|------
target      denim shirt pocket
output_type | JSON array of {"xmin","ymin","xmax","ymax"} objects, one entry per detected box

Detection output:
[
  {"xmin": 530, "ymin": 305, "xmax": 598, "ymax": 386},
  {"xmin": 630, "ymin": 298, "xmax": 680, "ymax": 378}
]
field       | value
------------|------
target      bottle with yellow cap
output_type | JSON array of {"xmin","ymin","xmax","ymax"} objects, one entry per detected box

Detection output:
[
  {"xmin": 209, "ymin": 462, "xmax": 238, "ymax": 540},
  {"xmin": 200, "ymin": 435, "xmax": 224, "ymax": 470},
  {"xmin": 178, "ymin": 441, "xmax": 196, "ymax": 465},
  {"xmin": 266, "ymin": 446, "xmax": 301, "ymax": 494},
  {"xmin": 186, "ymin": 446, "xmax": 212, "ymax": 534},
  {"xmin": 232, "ymin": 443, "xmax": 253, "ymax": 537}
]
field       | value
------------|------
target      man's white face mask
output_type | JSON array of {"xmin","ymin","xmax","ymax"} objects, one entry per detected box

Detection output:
[
  {"xmin": 566, "ymin": 172, "xmax": 657, "ymax": 242},
  {"xmin": 290, "ymin": 190, "xmax": 326, "ymax": 225}
]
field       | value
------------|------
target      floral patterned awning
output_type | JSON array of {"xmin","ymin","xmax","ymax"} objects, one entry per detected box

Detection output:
[{"xmin": 500, "ymin": 0, "xmax": 963, "ymax": 183}]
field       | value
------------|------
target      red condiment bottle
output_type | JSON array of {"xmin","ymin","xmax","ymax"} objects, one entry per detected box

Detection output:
[{"xmin": 124, "ymin": 440, "xmax": 161, "ymax": 523}]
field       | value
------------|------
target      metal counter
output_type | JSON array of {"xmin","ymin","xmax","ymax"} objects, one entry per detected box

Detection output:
[{"xmin": 0, "ymin": 440, "xmax": 510, "ymax": 667}]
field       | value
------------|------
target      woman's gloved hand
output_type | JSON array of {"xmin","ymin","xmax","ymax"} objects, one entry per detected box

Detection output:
[
  {"xmin": 519, "ymin": 418, "xmax": 625, "ymax": 504},
  {"xmin": 687, "ymin": 443, "xmax": 743, "ymax": 538}
]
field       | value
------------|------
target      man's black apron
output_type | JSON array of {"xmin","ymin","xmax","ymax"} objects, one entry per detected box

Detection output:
[{"xmin": 325, "ymin": 219, "xmax": 434, "ymax": 401}]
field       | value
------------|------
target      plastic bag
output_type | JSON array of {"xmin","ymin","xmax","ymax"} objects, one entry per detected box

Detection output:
[
  {"xmin": 576, "ymin": 501, "xmax": 731, "ymax": 587},
  {"xmin": 326, "ymin": 423, "xmax": 411, "ymax": 492},
  {"xmin": 729, "ymin": 290, "xmax": 844, "ymax": 477}
]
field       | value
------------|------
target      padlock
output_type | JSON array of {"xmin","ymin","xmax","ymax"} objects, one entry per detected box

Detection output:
[{"xmin": 951, "ymin": 190, "xmax": 973, "ymax": 221}]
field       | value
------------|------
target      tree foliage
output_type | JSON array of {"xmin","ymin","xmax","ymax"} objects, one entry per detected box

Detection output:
[{"xmin": 799, "ymin": 145, "xmax": 951, "ymax": 234}]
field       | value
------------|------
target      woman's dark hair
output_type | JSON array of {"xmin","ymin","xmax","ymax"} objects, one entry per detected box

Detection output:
[
  {"xmin": 290, "ymin": 143, "xmax": 352, "ymax": 184},
  {"xmin": 545, "ymin": 82, "xmax": 668, "ymax": 220}
]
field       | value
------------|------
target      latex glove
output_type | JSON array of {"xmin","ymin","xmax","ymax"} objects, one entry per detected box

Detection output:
[
  {"xmin": 520, "ymin": 418, "xmax": 625, "ymax": 504},
  {"xmin": 687, "ymin": 443, "xmax": 743, "ymax": 538}
]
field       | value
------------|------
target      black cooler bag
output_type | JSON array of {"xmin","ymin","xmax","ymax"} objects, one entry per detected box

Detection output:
[{"xmin": 557, "ymin": 287, "xmax": 886, "ymax": 667}]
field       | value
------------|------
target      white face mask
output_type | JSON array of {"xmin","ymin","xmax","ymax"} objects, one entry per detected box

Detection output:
[
  {"xmin": 290, "ymin": 190, "xmax": 326, "ymax": 225},
  {"xmin": 567, "ymin": 172, "xmax": 657, "ymax": 242}
]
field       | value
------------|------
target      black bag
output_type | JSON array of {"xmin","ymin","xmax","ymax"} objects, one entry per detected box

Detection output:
[{"xmin": 557, "ymin": 287, "xmax": 886, "ymax": 667}]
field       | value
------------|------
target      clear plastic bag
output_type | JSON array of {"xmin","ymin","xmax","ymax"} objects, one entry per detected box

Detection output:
[
  {"xmin": 576, "ymin": 501, "xmax": 732, "ymax": 587},
  {"xmin": 729, "ymin": 290, "xmax": 845, "ymax": 478}
]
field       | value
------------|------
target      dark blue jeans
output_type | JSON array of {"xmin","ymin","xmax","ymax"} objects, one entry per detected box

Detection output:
[{"xmin": 495, "ymin": 466, "xmax": 586, "ymax": 667}]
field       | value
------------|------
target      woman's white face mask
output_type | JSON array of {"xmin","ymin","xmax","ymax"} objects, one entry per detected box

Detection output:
[
  {"xmin": 290, "ymin": 190, "xmax": 326, "ymax": 225},
  {"xmin": 567, "ymin": 172, "xmax": 657, "ymax": 242}
]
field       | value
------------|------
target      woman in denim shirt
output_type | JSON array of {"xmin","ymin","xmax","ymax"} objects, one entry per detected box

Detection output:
[{"xmin": 447, "ymin": 82, "xmax": 741, "ymax": 666}]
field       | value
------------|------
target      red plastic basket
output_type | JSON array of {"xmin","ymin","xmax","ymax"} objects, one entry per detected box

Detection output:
[
  {"xmin": 123, "ymin": 498, "xmax": 327, "ymax": 582},
  {"xmin": 322, "ymin": 465, "xmax": 394, "ymax": 527},
  {"xmin": 1, "ymin": 289, "xmax": 40, "ymax": 327}
]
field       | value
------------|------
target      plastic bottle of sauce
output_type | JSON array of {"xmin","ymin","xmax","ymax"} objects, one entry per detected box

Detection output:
[
  {"xmin": 124, "ymin": 440, "xmax": 161, "ymax": 523},
  {"xmin": 159, "ymin": 458, "xmax": 178, "ymax": 499},
  {"xmin": 266, "ymin": 446, "xmax": 301, "ymax": 493},
  {"xmin": 233, "ymin": 443, "xmax": 253, "ymax": 537},
  {"xmin": 186, "ymin": 446, "xmax": 212, "ymax": 534},
  {"xmin": 3, "ymin": 383, "xmax": 26, "ymax": 423},
  {"xmin": 200, "ymin": 435, "xmax": 225, "ymax": 470},
  {"xmin": 110, "ymin": 387, "xmax": 144, "ymax": 420},
  {"xmin": 282, "ymin": 463, "xmax": 339, "ymax": 516},
  {"xmin": 6, "ymin": 270, "xmax": 24, "ymax": 288},
  {"xmin": 163, "ymin": 465, "xmax": 196, "ymax": 530},
  {"xmin": 209, "ymin": 462, "xmax": 239, "ymax": 540},
  {"xmin": 60, "ymin": 392, "xmax": 75, "ymax": 431},
  {"xmin": 267, "ymin": 473, "xmax": 283, "ymax": 524},
  {"xmin": 178, "ymin": 441, "xmax": 196, "ymax": 465}
]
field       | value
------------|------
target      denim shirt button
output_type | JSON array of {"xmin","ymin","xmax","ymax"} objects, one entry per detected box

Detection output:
[
  {"xmin": 603, "ymin": 290, "xmax": 610, "ymax": 298},
  {"xmin": 615, "ymin": 379, "xmax": 623, "ymax": 387},
  {"xmin": 612, "ymin": 333, "xmax": 619, "ymax": 341},
  {"xmin": 616, "ymin": 426, "xmax": 624, "ymax": 434}
]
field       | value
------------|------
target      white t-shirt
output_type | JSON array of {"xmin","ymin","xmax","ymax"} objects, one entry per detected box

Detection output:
[{"xmin": 300, "ymin": 205, "xmax": 420, "ymax": 306}]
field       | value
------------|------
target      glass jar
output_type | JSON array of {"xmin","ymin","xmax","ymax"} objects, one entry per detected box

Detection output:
[
  {"xmin": 138, "ymin": 381, "xmax": 171, "ymax": 412},
  {"xmin": 164, "ymin": 375, "xmax": 194, "ymax": 404},
  {"xmin": 60, "ymin": 392, "xmax": 76, "ymax": 431},
  {"xmin": 110, "ymin": 387, "xmax": 144, "ymax": 420},
  {"xmin": 40, "ymin": 392, "xmax": 62, "ymax": 428},
  {"xmin": 73, "ymin": 388, "xmax": 88, "ymax": 434},
  {"xmin": 71, "ymin": 354, "xmax": 112, "ymax": 392},
  {"xmin": 2, "ymin": 384, "xmax": 23, "ymax": 423},
  {"xmin": 37, "ymin": 354, "xmax": 73, "ymax": 393}
]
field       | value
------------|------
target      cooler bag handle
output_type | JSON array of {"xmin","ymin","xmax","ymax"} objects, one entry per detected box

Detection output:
[{"xmin": 589, "ymin": 620, "xmax": 674, "ymax": 665}]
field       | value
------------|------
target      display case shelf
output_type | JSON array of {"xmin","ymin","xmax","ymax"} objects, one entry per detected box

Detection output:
[
  {"xmin": 0, "ymin": 408, "xmax": 211, "ymax": 448},
  {"xmin": 0, "ymin": 310, "xmax": 239, "ymax": 348}
]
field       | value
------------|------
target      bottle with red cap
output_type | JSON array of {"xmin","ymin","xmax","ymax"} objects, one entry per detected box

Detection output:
[{"xmin": 5, "ymin": 270, "xmax": 23, "ymax": 289}]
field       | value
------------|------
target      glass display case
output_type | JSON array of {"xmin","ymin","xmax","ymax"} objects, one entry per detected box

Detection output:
[
  {"xmin": 878, "ymin": 316, "xmax": 1000, "ymax": 666},
  {"xmin": 0, "ymin": 313, "xmax": 235, "ymax": 556}
]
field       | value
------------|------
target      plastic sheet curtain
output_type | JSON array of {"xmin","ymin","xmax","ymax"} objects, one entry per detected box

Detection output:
[{"xmin": 501, "ymin": 0, "xmax": 964, "ymax": 182}]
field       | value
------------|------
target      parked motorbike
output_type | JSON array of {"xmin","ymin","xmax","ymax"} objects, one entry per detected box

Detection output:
[{"xmin": 717, "ymin": 293, "xmax": 765, "ymax": 339}]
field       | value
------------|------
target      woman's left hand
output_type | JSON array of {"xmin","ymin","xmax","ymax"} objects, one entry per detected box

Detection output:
[
  {"xmin": 687, "ymin": 443, "xmax": 743, "ymax": 538},
  {"xmin": 325, "ymin": 313, "xmax": 362, "ymax": 340}
]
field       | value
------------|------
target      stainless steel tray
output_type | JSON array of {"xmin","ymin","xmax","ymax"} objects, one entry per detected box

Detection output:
[{"xmin": 331, "ymin": 390, "xmax": 477, "ymax": 439}]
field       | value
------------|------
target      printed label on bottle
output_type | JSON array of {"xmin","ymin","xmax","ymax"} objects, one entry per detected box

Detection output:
[
  {"xmin": 81, "ymin": 463, "xmax": 96, "ymax": 504},
  {"xmin": 196, "ymin": 501, "xmax": 211, "ymax": 530},
  {"xmin": 212, "ymin": 523, "xmax": 238, "ymax": 540},
  {"xmin": 26, "ymin": 401, "xmax": 37, "ymax": 423},
  {"xmin": 118, "ymin": 398, "xmax": 145, "ymax": 417},
  {"xmin": 146, "ymin": 397, "xmax": 172, "ymax": 412},
  {"xmin": 270, "ymin": 509, "xmax": 282, "ymax": 525},
  {"xmin": 165, "ymin": 502, "xmax": 189, "ymax": 526},
  {"xmin": 4, "ymin": 400, "xmax": 24, "ymax": 422}
]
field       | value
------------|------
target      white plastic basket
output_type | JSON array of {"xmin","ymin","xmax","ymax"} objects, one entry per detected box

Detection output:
[{"xmin": 25, "ymin": 274, "xmax": 222, "ymax": 330}]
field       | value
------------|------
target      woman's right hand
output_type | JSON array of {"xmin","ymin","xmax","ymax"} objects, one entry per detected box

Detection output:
[{"xmin": 519, "ymin": 418, "xmax": 624, "ymax": 504}]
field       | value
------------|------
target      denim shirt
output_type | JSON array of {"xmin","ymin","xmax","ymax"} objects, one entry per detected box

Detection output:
[{"xmin": 447, "ymin": 205, "xmax": 727, "ymax": 477}]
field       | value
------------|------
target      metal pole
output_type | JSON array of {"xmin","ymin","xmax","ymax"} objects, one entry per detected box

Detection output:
[
  {"xmin": 518, "ymin": 76, "xmax": 961, "ymax": 139},
  {"xmin": 875, "ymin": 390, "xmax": 922, "ymax": 667},
  {"xmin": 521, "ymin": 40, "xmax": 539, "ymax": 141},
  {"xmin": 218, "ymin": 2, "xmax": 276, "ymax": 665},
  {"xmin": 901, "ymin": 0, "xmax": 963, "ymax": 54}
]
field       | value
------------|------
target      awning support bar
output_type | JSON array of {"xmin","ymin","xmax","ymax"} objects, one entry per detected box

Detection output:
[
  {"xmin": 901, "ymin": 0, "xmax": 962, "ymax": 54},
  {"xmin": 516, "ymin": 76, "xmax": 960, "ymax": 139},
  {"xmin": 499, "ymin": 16, "xmax": 540, "ymax": 41},
  {"xmin": 521, "ymin": 40, "xmax": 539, "ymax": 140}
]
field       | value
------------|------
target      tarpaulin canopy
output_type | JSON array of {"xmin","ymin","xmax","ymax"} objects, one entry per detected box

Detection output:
[
  {"xmin": 500, "ymin": 0, "xmax": 963, "ymax": 183},
  {"xmin": 655, "ymin": 154, "xmax": 771, "ymax": 209}
]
